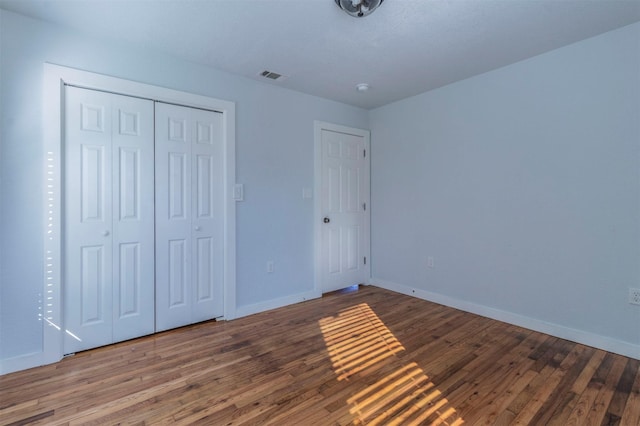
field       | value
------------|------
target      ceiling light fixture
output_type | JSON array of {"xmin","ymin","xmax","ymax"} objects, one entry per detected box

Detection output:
[
  {"xmin": 356, "ymin": 83, "xmax": 370, "ymax": 92},
  {"xmin": 335, "ymin": 0, "xmax": 384, "ymax": 18}
]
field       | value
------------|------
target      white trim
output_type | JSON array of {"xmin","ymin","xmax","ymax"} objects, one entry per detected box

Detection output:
[
  {"xmin": 234, "ymin": 290, "xmax": 321, "ymax": 319},
  {"xmin": 313, "ymin": 121, "xmax": 371, "ymax": 294},
  {"xmin": 374, "ymin": 278, "xmax": 640, "ymax": 360},
  {"xmin": 1, "ymin": 70, "xmax": 64, "ymax": 375},
  {"xmin": 1, "ymin": 352, "xmax": 46, "ymax": 375},
  {"xmin": 26, "ymin": 63, "xmax": 237, "ymax": 373}
]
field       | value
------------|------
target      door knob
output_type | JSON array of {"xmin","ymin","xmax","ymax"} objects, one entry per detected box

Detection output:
[
  {"xmin": 323, "ymin": 217, "xmax": 330, "ymax": 224},
  {"xmin": 195, "ymin": 226, "xmax": 201, "ymax": 231},
  {"xmin": 102, "ymin": 230, "xmax": 110, "ymax": 237}
]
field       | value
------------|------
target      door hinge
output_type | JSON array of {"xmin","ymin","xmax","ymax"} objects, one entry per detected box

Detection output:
[
  {"xmin": 363, "ymin": 149, "xmax": 366, "ymax": 158},
  {"xmin": 364, "ymin": 256, "xmax": 367, "ymax": 265},
  {"xmin": 363, "ymin": 202, "xmax": 366, "ymax": 211}
]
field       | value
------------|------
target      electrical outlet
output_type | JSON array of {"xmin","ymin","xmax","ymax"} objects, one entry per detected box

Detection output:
[
  {"xmin": 427, "ymin": 256, "xmax": 434, "ymax": 269},
  {"xmin": 629, "ymin": 288, "xmax": 640, "ymax": 305},
  {"xmin": 266, "ymin": 261, "xmax": 274, "ymax": 273}
]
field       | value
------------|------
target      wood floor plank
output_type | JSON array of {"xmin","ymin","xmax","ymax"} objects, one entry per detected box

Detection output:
[
  {"xmin": 527, "ymin": 344, "xmax": 595, "ymax": 425},
  {"xmin": 0, "ymin": 285, "xmax": 638, "ymax": 425},
  {"xmin": 584, "ymin": 353, "xmax": 628, "ymax": 425},
  {"xmin": 565, "ymin": 352, "xmax": 617, "ymax": 425},
  {"xmin": 461, "ymin": 334, "xmax": 549, "ymax": 423},
  {"xmin": 619, "ymin": 360, "xmax": 640, "ymax": 425},
  {"xmin": 601, "ymin": 358, "xmax": 639, "ymax": 424}
]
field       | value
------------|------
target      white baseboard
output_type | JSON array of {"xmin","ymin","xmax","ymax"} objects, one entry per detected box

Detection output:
[
  {"xmin": 0, "ymin": 351, "xmax": 50, "ymax": 376},
  {"xmin": 374, "ymin": 278, "xmax": 640, "ymax": 360},
  {"xmin": 233, "ymin": 289, "xmax": 322, "ymax": 319}
]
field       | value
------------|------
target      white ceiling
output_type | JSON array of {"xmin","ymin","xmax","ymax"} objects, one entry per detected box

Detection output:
[{"xmin": 1, "ymin": 0, "xmax": 640, "ymax": 109}]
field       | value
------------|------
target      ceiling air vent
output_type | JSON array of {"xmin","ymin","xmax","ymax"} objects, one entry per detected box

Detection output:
[{"xmin": 259, "ymin": 70, "xmax": 287, "ymax": 82}]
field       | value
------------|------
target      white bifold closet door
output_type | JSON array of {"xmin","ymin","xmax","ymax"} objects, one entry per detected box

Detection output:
[
  {"xmin": 64, "ymin": 86, "xmax": 155, "ymax": 354},
  {"xmin": 155, "ymin": 102, "xmax": 224, "ymax": 332}
]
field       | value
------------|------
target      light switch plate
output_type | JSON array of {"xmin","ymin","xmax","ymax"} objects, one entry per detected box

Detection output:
[
  {"xmin": 233, "ymin": 184, "xmax": 244, "ymax": 201},
  {"xmin": 302, "ymin": 187, "xmax": 313, "ymax": 199}
]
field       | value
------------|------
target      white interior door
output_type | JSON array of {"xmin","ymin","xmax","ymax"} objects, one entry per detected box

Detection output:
[
  {"xmin": 64, "ymin": 86, "xmax": 154, "ymax": 354},
  {"xmin": 155, "ymin": 102, "xmax": 224, "ymax": 331},
  {"xmin": 318, "ymin": 124, "xmax": 370, "ymax": 293}
]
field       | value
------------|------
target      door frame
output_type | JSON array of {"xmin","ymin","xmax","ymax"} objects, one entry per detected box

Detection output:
[
  {"xmin": 313, "ymin": 121, "xmax": 371, "ymax": 294},
  {"xmin": 40, "ymin": 63, "xmax": 236, "ymax": 368}
]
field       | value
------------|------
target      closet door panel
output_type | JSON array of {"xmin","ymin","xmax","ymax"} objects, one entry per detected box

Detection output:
[
  {"xmin": 117, "ymin": 147, "xmax": 140, "ymax": 220},
  {"xmin": 111, "ymin": 94, "xmax": 155, "ymax": 343},
  {"xmin": 195, "ymin": 236, "xmax": 214, "ymax": 302},
  {"xmin": 81, "ymin": 145, "xmax": 107, "ymax": 222},
  {"xmin": 168, "ymin": 238, "xmax": 188, "ymax": 307},
  {"xmin": 78, "ymin": 244, "xmax": 109, "ymax": 331},
  {"xmin": 168, "ymin": 152, "xmax": 188, "ymax": 219},
  {"xmin": 155, "ymin": 103, "xmax": 193, "ymax": 331},
  {"xmin": 64, "ymin": 87, "xmax": 113, "ymax": 353},
  {"xmin": 192, "ymin": 109, "xmax": 224, "ymax": 321},
  {"xmin": 196, "ymin": 154, "xmax": 213, "ymax": 218},
  {"xmin": 117, "ymin": 242, "xmax": 141, "ymax": 316}
]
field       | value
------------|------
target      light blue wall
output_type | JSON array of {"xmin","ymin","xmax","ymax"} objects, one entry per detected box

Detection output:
[
  {"xmin": 0, "ymin": 9, "xmax": 368, "ymax": 361},
  {"xmin": 370, "ymin": 22, "xmax": 640, "ymax": 349}
]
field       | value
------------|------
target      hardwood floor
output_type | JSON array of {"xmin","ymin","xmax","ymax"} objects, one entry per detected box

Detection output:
[{"xmin": 1, "ymin": 285, "xmax": 639, "ymax": 425}]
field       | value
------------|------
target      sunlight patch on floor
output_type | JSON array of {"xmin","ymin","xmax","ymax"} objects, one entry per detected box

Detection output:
[
  {"xmin": 320, "ymin": 303, "xmax": 404, "ymax": 380},
  {"xmin": 320, "ymin": 303, "xmax": 464, "ymax": 425}
]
